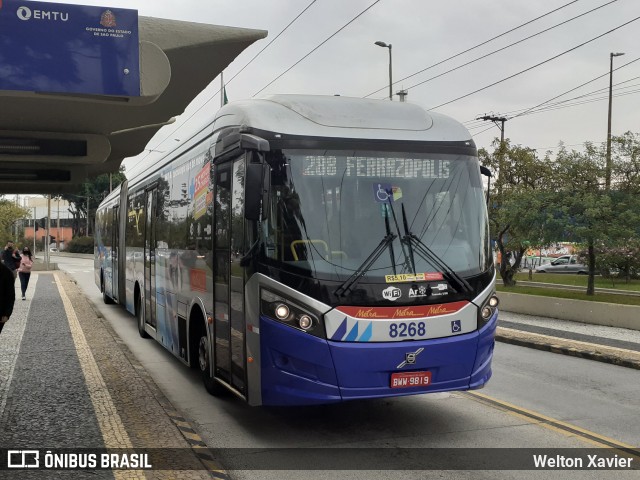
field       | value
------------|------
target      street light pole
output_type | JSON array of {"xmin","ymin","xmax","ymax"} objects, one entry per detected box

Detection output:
[
  {"xmin": 375, "ymin": 41, "xmax": 393, "ymax": 101},
  {"xmin": 606, "ymin": 52, "xmax": 624, "ymax": 190}
]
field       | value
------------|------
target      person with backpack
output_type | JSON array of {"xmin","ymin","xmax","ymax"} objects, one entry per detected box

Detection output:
[{"xmin": 17, "ymin": 247, "xmax": 34, "ymax": 301}]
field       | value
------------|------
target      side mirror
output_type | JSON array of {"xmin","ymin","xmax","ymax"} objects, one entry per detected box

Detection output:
[
  {"xmin": 480, "ymin": 165, "xmax": 492, "ymax": 205},
  {"xmin": 245, "ymin": 162, "xmax": 263, "ymax": 221}
]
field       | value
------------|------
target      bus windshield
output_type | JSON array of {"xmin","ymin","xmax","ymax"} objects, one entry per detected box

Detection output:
[{"xmin": 261, "ymin": 149, "xmax": 491, "ymax": 282}]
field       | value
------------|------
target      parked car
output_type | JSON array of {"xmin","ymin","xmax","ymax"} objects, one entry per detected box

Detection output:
[{"xmin": 534, "ymin": 254, "xmax": 588, "ymax": 274}]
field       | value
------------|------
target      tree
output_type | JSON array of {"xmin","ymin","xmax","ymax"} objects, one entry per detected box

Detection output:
[
  {"xmin": 547, "ymin": 140, "xmax": 640, "ymax": 295},
  {"xmin": 479, "ymin": 139, "xmax": 554, "ymax": 286},
  {"xmin": 0, "ymin": 199, "xmax": 30, "ymax": 246},
  {"xmin": 58, "ymin": 169, "xmax": 126, "ymax": 237}
]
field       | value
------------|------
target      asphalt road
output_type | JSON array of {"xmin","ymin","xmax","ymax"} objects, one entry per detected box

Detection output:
[{"xmin": 54, "ymin": 255, "xmax": 640, "ymax": 479}]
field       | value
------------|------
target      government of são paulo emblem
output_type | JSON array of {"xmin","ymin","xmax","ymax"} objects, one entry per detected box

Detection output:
[{"xmin": 100, "ymin": 10, "xmax": 116, "ymax": 28}]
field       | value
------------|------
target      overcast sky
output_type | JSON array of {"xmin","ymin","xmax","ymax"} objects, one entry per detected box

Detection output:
[{"xmin": 52, "ymin": 0, "xmax": 640, "ymax": 168}]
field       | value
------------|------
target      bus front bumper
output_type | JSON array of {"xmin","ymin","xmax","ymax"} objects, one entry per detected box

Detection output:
[{"xmin": 259, "ymin": 311, "xmax": 497, "ymax": 406}]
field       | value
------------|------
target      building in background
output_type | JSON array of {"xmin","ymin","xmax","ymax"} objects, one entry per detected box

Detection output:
[{"xmin": 21, "ymin": 196, "xmax": 73, "ymax": 250}]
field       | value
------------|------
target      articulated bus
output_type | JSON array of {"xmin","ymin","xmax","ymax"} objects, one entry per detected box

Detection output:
[{"xmin": 95, "ymin": 95, "xmax": 498, "ymax": 406}]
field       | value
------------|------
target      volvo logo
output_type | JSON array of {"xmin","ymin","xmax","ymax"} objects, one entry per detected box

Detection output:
[
  {"xmin": 397, "ymin": 347, "xmax": 424, "ymax": 368},
  {"xmin": 17, "ymin": 6, "xmax": 31, "ymax": 20}
]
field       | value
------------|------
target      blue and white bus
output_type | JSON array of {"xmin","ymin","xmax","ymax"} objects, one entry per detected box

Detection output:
[{"xmin": 95, "ymin": 95, "xmax": 498, "ymax": 406}]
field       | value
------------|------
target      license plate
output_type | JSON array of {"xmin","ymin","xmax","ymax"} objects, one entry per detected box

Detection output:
[{"xmin": 390, "ymin": 371, "xmax": 432, "ymax": 388}]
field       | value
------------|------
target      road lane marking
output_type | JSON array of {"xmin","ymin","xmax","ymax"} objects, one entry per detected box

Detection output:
[
  {"xmin": 464, "ymin": 391, "xmax": 640, "ymax": 456},
  {"xmin": 54, "ymin": 273, "xmax": 143, "ymax": 480}
]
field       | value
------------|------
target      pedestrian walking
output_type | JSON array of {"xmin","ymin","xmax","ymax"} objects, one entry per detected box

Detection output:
[
  {"xmin": 0, "ymin": 260, "xmax": 15, "ymax": 334},
  {"xmin": 18, "ymin": 247, "xmax": 34, "ymax": 300}
]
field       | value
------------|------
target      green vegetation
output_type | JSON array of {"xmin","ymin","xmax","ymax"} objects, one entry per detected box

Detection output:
[
  {"xmin": 67, "ymin": 236, "xmax": 94, "ymax": 254},
  {"xmin": 497, "ymin": 284, "xmax": 640, "ymax": 306},
  {"xmin": 480, "ymin": 131, "xmax": 640, "ymax": 295},
  {"xmin": 514, "ymin": 272, "xmax": 640, "ymax": 292}
]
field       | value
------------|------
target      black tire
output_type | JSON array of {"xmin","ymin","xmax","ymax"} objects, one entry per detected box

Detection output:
[
  {"xmin": 198, "ymin": 329, "xmax": 225, "ymax": 396},
  {"xmin": 137, "ymin": 295, "xmax": 150, "ymax": 339},
  {"xmin": 101, "ymin": 274, "xmax": 114, "ymax": 304}
]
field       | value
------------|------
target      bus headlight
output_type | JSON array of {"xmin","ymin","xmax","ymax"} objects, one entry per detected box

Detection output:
[
  {"xmin": 260, "ymin": 289, "xmax": 325, "ymax": 338},
  {"xmin": 298, "ymin": 314, "xmax": 313, "ymax": 330},
  {"xmin": 275, "ymin": 304, "xmax": 290, "ymax": 320},
  {"xmin": 478, "ymin": 293, "xmax": 499, "ymax": 326}
]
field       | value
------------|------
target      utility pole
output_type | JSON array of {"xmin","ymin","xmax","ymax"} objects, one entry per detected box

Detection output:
[
  {"xmin": 86, "ymin": 195, "xmax": 90, "ymax": 237},
  {"xmin": 46, "ymin": 195, "xmax": 51, "ymax": 270},
  {"xmin": 606, "ymin": 52, "xmax": 624, "ymax": 191},
  {"xmin": 477, "ymin": 114, "xmax": 508, "ymax": 195}
]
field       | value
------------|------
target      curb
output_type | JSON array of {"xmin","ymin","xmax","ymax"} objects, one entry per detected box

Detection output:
[
  {"xmin": 65, "ymin": 273, "xmax": 230, "ymax": 479},
  {"xmin": 495, "ymin": 326, "xmax": 640, "ymax": 370}
]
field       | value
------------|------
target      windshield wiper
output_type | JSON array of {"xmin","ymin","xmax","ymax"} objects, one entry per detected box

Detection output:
[
  {"xmin": 400, "ymin": 204, "xmax": 473, "ymax": 294},
  {"xmin": 334, "ymin": 230, "xmax": 397, "ymax": 298}
]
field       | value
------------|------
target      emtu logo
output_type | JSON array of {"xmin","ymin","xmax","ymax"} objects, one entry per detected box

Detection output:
[
  {"xmin": 17, "ymin": 6, "xmax": 32, "ymax": 20},
  {"xmin": 17, "ymin": 6, "xmax": 69, "ymax": 21}
]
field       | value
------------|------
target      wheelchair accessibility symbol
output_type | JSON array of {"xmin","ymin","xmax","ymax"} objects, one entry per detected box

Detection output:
[
  {"xmin": 451, "ymin": 320, "xmax": 461, "ymax": 333},
  {"xmin": 373, "ymin": 183, "xmax": 393, "ymax": 203}
]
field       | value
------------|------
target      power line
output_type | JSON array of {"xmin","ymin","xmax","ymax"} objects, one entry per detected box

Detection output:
[
  {"xmin": 253, "ymin": 0, "xmax": 383, "ymax": 97},
  {"xmin": 225, "ymin": 0, "xmax": 319, "ymax": 87},
  {"xmin": 509, "ymin": 56, "xmax": 640, "ymax": 119},
  {"xmin": 464, "ymin": 73, "xmax": 640, "ymax": 129},
  {"xmin": 466, "ymin": 77, "xmax": 640, "ymax": 127},
  {"xmin": 125, "ymin": 1, "xmax": 318, "ymax": 179},
  {"xmin": 363, "ymin": 0, "xmax": 583, "ymax": 98},
  {"xmin": 428, "ymin": 15, "xmax": 640, "ymax": 111},
  {"xmin": 399, "ymin": 0, "xmax": 617, "ymax": 96}
]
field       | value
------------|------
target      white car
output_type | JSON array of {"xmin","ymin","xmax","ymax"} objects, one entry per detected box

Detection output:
[{"xmin": 534, "ymin": 255, "xmax": 588, "ymax": 274}]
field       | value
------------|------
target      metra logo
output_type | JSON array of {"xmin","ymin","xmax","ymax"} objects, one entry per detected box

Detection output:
[
  {"xmin": 427, "ymin": 305, "xmax": 454, "ymax": 316},
  {"xmin": 355, "ymin": 308, "xmax": 386, "ymax": 319},
  {"xmin": 382, "ymin": 286, "xmax": 401, "ymax": 301},
  {"xmin": 17, "ymin": 6, "xmax": 69, "ymax": 21}
]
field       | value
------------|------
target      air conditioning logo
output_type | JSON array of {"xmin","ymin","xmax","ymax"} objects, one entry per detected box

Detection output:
[
  {"xmin": 16, "ymin": 6, "xmax": 69, "ymax": 21},
  {"xmin": 382, "ymin": 286, "xmax": 402, "ymax": 301}
]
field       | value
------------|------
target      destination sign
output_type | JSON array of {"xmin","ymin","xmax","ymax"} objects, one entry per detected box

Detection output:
[{"xmin": 301, "ymin": 156, "xmax": 450, "ymax": 178}]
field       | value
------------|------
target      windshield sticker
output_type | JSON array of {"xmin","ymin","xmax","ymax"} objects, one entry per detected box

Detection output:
[
  {"xmin": 373, "ymin": 183, "xmax": 392, "ymax": 202},
  {"xmin": 382, "ymin": 286, "xmax": 402, "ymax": 301},
  {"xmin": 372, "ymin": 184, "xmax": 403, "ymax": 203},
  {"xmin": 385, "ymin": 272, "xmax": 444, "ymax": 283},
  {"xmin": 408, "ymin": 286, "xmax": 429, "ymax": 298},
  {"xmin": 302, "ymin": 156, "xmax": 450, "ymax": 179}
]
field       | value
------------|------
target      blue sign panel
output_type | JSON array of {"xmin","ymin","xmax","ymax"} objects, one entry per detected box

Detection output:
[{"xmin": 0, "ymin": 0, "xmax": 139, "ymax": 96}]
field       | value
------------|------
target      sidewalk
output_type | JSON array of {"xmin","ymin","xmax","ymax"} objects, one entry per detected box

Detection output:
[
  {"xmin": 497, "ymin": 310, "xmax": 640, "ymax": 370},
  {"xmin": 0, "ymin": 272, "xmax": 223, "ymax": 478}
]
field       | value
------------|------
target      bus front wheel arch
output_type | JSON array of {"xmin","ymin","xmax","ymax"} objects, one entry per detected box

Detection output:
[{"xmin": 190, "ymin": 307, "xmax": 225, "ymax": 396}]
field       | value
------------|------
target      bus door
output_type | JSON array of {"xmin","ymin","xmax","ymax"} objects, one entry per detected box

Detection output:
[
  {"xmin": 144, "ymin": 187, "xmax": 157, "ymax": 330},
  {"xmin": 213, "ymin": 157, "xmax": 247, "ymax": 394},
  {"xmin": 111, "ymin": 205, "xmax": 119, "ymax": 301}
]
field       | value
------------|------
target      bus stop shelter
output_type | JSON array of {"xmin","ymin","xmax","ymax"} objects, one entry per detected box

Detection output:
[{"xmin": 0, "ymin": 9, "xmax": 266, "ymax": 194}]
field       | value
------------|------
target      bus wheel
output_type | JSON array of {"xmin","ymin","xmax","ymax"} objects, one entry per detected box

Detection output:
[
  {"xmin": 101, "ymin": 275, "xmax": 114, "ymax": 305},
  {"xmin": 198, "ymin": 333, "xmax": 224, "ymax": 396},
  {"xmin": 137, "ymin": 296, "xmax": 150, "ymax": 339}
]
